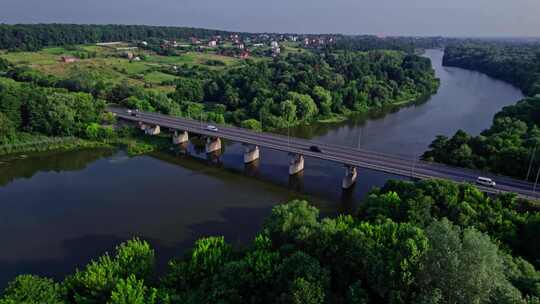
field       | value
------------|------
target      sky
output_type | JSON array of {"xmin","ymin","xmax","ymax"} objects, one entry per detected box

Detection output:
[{"xmin": 1, "ymin": 0, "xmax": 540, "ymax": 37}]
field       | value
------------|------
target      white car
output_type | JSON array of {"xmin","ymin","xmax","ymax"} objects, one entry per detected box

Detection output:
[
  {"xmin": 206, "ymin": 125, "xmax": 219, "ymax": 132},
  {"xmin": 476, "ymin": 176, "xmax": 496, "ymax": 187}
]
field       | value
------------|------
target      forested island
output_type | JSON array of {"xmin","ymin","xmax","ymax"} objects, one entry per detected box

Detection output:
[
  {"xmin": 0, "ymin": 24, "xmax": 439, "ymax": 156},
  {"xmin": 1, "ymin": 179, "xmax": 539, "ymax": 303},
  {"xmin": 423, "ymin": 43, "xmax": 540, "ymax": 180}
]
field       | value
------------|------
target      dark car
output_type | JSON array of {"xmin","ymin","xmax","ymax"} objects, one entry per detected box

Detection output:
[{"xmin": 309, "ymin": 145, "xmax": 323, "ymax": 153}]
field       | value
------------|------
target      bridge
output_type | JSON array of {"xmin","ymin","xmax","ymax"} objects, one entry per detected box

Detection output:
[{"xmin": 109, "ymin": 107, "xmax": 540, "ymax": 200}]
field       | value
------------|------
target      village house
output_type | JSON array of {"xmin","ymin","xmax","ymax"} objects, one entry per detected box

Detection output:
[
  {"xmin": 239, "ymin": 51, "xmax": 250, "ymax": 59},
  {"xmin": 208, "ymin": 40, "xmax": 217, "ymax": 47},
  {"xmin": 271, "ymin": 46, "xmax": 281, "ymax": 57},
  {"xmin": 60, "ymin": 56, "xmax": 78, "ymax": 63},
  {"xmin": 122, "ymin": 51, "xmax": 134, "ymax": 60},
  {"xmin": 270, "ymin": 41, "xmax": 279, "ymax": 48}
]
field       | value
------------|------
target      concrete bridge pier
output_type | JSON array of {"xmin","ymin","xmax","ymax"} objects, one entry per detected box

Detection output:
[
  {"xmin": 172, "ymin": 130, "xmax": 189, "ymax": 144},
  {"xmin": 138, "ymin": 122, "xmax": 147, "ymax": 131},
  {"xmin": 145, "ymin": 125, "xmax": 161, "ymax": 135},
  {"xmin": 342, "ymin": 165, "xmax": 358, "ymax": 189},
  {"xmin": 289, "ymin": 153, "xmax": 305, "ymax": 175},
  {"xmin": 243, "ymin": 145, "xmax": 260, "ymax": 164},
  {"xmin": 205, "ymin": 137, "xmax": 222, "ymax": 154}
]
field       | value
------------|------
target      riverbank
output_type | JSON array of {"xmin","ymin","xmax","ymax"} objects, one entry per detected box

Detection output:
[
  {"xmin": 0, "ymin": 84, "xmax": 439, "ymax": 158},
  {"xmin": 0, "ymin": 131, "xmax": 173, "ymax": 158}
]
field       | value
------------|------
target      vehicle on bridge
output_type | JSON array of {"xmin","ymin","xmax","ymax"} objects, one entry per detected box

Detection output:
[
  {"xmin": 310, "ymin": 145, "xmax": 323, "ymax": 153},
  {"xmin": 207, "ymin": 125, "xmax": 219, "ymax": 132},
  {"xmin": 476, "ymin": 176, "xmax": 496, "ymax": 187},
  {"xmin": 126, "ymin": 109, "xmax": 137, "ymax": 117}
]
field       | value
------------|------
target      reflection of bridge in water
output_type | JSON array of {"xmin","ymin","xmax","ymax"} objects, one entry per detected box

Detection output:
[{"xmin": 110, "ymin": 107, "xmax": 539, "ymax": 199}]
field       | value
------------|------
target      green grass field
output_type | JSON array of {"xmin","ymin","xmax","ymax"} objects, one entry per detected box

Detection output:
[{"xmin": 0, "ymin": 43, "xmax": 264, "ymax": 93}]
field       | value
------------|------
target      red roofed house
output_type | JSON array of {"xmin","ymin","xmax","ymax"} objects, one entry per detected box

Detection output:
[
  {"xmin": 239, "ymin": 51, "xmax": 250, "ymax": 59},
  {"xmin": 60, "ymin": 56, "xmax": 78, "ymax": 63}
]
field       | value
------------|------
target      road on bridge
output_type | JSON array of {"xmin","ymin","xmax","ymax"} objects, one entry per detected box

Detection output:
[{"xmin": 109, "ymin": 107, "xmax": 540, "ymax": 200}]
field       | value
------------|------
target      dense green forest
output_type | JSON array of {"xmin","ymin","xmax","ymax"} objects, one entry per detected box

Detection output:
[
  {"xmin": 443, "ymin": 43, "xmax": 540, "ymax": 96},
  {"xmin": 423, "ymin": 43, "xmax": 540, "ymax": 179},
  {"xmin": 327, "ymin": 36, "xmax": 452, "ymax": 53},
  {"xmin": 0, "ymin": 24, "xmax": 233, "ymax": 51},
  {"xmin": 0, "ymin": 47, "xmax": 438, "ymax": 150},
  {"xmin": 1, "ymin": 179, "xmax": 539, "ymax": 304},
  {"xmin": 198, "ymin": 51, "xmax": 438, "ymax": 128}
]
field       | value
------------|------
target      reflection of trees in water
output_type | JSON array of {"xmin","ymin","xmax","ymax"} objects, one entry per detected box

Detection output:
[
  {"xmin": 0, "ymin": 149, "xmax": 115, "ymax": 187},
  {"xmin": 281, "ymin": 94, "xmax": 433, "ymax": 139}
]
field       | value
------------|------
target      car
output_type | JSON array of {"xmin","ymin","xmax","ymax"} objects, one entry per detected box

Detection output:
[
  {"xmin": 206, "ymin": 125, "xmax": 219, "ymax": 132},
  {"xmin": 127, "ymin": 109, "xmax": 132, "ymax": 114},
  {"xmin": 309, "ymin": 145, "xmax": 323, "ymax": 153},
  {"xmin": 476, "ymin": 176, "xmax": 496, "ymax": 187}
]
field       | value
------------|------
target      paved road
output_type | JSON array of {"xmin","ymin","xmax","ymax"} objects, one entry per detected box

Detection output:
[{"xmin": 110, "ymin": 107, "xmax": 540, "ymax": 200}]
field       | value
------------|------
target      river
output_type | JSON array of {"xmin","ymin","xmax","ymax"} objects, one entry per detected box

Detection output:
[{"xmin": 0, "ymin": 49, "xmax": 524, "ymax": 288}]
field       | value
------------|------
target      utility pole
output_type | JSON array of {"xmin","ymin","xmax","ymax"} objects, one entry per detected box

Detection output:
[
  {"xmin": 526, "ymin": 143, "xmax": 538, "ymax": 181},
  {"xmin": 411, "ymin": 158, "xmax": 417, "ymax": 179},
  {"xmin": 357, "ymin": 127, "xmax": 363, "ymax": 150},
  {"xmin": 287, "ymin": 121, "xmax": 290, "ymax": 149},
  {"xmin": 534, "ymin": 165, "xmax": 540, "ymax": 194}
]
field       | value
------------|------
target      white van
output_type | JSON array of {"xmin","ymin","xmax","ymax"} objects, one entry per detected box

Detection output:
[{"xmin": 476, "ymin": 177, "xmax": 496, "ymax": 187}]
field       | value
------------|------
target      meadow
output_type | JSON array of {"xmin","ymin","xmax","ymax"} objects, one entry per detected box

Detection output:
[{"xmin": 0, "ymin": 43, "xmax": 246, "ymax": 91}]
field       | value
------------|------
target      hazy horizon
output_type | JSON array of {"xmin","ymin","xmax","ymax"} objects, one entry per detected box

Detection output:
[{"xmin": 1, "ymin": 0, "xmax": 540, "ymax": 37}]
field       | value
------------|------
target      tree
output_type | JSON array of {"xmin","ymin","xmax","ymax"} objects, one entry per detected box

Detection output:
[
  {"xmin": 64, "ymin": 238, "xmax": 155, "ymax": 303},
  {"xmin": 264, "ymin": 200, "xmax": 319, "ymax": 243},
  {"xmin": 279, "ymin": 100, "xmax": 297, "ymax": 124},
  {"xmin": 417, "ymin": 219, "xmax": 518, "ymax": 304},
  {"xmin": 0, "ymin": 57, "xmax": 10, "ymax": 71},
  {"xmin": 287, "ymin": 92, "xmax": 319, "ymax": 122},
  {"xmin": 0, "ymin": 112, "xmax": 15, "ymax": 143},
  {"xmin": 240, "ymin": 118, "xmax": 262, "ymax": 131},
  {"xmin": 277, "ymin": 252, "xmax": 329, "ymax": 304},
  {"xmin": 185, "ymin": 236, "xmax": 232, "ymax": 285},
  {"xmin": 346, "ymin": 281, "xmax": 369, "ymax": 304},
  {"xmin": 288, "ymin": 277, "xmax": 325, "ymax": 304},
  {"xmin": 312, "ymin": 86, "xmax": 333, "ymax": 116},
  {"xmin": 109, "ymin": 275, "xmax": 157, "ymax": 304},
  {"xmin": 171, "ymin": 78, "xmax": 204, "ymax": 103},
  {"xmin": 0, "ymin": 275, "xmax": 63, "ymax": 304}
]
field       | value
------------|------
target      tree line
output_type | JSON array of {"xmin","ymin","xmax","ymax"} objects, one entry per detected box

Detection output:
[
  {"xmin": 1, "ymin": 179, "xmax": 539, "ymax": 303},
  {"xmin": 423, "ymin": 43, "xmax": 540, "ymax": 179},
  {"xmin": 326, "ymin": 36, "xmax": 455, "ymax": 53},
  {"xmin": 0, "ymin": 24, "xmax": 233, "ymax": 51}
]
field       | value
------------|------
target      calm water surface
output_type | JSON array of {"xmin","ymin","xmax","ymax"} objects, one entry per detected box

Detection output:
[{"xmin": 0, "ymin": 49, "xmax": 524, "ymax": 287}]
